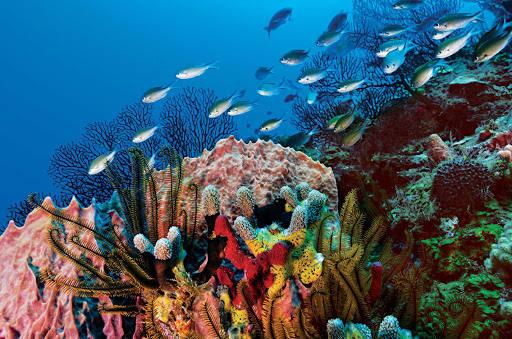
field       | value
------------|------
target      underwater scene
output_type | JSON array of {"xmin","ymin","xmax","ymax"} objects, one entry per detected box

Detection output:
[{"xmin": 4, "ymin": 0, "xmax": 512, "ymax": 338}]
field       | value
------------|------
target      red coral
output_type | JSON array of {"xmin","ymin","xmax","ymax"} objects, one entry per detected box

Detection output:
[{"xmin": 269, "ymin": 242, "xmax": 288, "ymax": 266}]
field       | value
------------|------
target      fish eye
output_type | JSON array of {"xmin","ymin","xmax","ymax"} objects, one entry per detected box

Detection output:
[{"xmin": 444, "ymin": 24, "xmax": 447, "ymax": 28}]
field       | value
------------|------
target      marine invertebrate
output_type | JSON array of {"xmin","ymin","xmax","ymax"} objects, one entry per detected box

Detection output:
[
  {"xmin": 426, "ymin": 134, "xmax": 453, "ymax": 165},
  {"xmin": 431, "ymin": 157, "xmax": 494, "ymax": 213},
  {"xmin": 486, "ymin": 220, "xmax": 512, "ymax": 281}
]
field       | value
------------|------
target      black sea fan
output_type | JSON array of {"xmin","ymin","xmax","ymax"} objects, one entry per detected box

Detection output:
[{"xmin": 431, "ymin": 157, "xmax": 494, "ymax": 213}]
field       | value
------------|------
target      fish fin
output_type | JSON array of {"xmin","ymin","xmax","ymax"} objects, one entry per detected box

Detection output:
[
  {"xmin": 168, "ymin": 80, "xmax": 180, "ymax": 90},
  {"xmin": 206, "ymin": 61, "xmax": 219, "ymax": 69}
]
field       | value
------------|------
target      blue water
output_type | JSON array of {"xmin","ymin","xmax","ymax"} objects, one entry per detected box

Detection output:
[{"xmin": 0, "ymin": 0, "xmax": 349, "ymax": 226}]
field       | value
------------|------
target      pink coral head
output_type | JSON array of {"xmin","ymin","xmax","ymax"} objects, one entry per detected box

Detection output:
[
  {"xmin": 371, "ymin": 262, "xmax": 383, "ymax": 275},
  {"xmin": 269, "ymin": 242, "xmax": 288, "ymax": 266},
  {"xmin": 214, "ymin": 215, "xmax": 232, "ymax": 238}
]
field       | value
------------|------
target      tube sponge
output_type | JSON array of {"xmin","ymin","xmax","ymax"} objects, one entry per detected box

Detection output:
[
  {"xmin": 167, "ymin": 226, "xmax": 182, "ymax": 262},
  {"xmin": 485, "ymin": 222, "xmax": 512, "ymax": 281},
  {"xmin": 327, "ymin": 318, "xmax": 345, "ymax": 339},
  {"xmin": 378, "ymin": 315, "xmax": 400, "ymax": 339},
  {"xmin": 296, "ymin": 182, "xmax": 311, "ymax": 202},
  {"xmin": 233, "ymin": 216, "xmax": 257, "ymax": 242},
  {"xmin": 133, "ymin": 233, "xmax": 154, "ymax": 253},
  {"xmin": 280, "ymin": 186, "xmax": 299, "ymax": 209},
  {"xmin": 202, "ymin": 185, "xmax": 220, "ymax": 216},
  {"xmin": 283, "ymin": 205, "xmax": 306, "ymax": 238},
  {"xmin": 236, "ymin": 186, "xmax": 256, "ymax": 222},
  {"xmin": 305, "ymin": 190, "xmax": 327, "ymax": 225},
  {"xmin": 154, "ymin": 238, "xmax": 173, "ymax": 260}
]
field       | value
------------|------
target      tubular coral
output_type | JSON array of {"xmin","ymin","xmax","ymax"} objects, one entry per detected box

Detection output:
[
  {"xmin": 134, "ymin": 233, "xmax": 154, "ymax": 253},
  {"xmin": 280, "ymin": 186, "xmax": 299, "ymax": 209},
  {"xmin": 236, "ymin": 186, "xmax": 256, "ymax": 222},
  {"xmin": 233, "ymin": 216, "xmax": 257, "ymax": 242},
  {"xmin": 167, "ymin": 226, "xmax": 182, "ymax": 262},
  {"xmin": 202, "ymin": 185, "xmax": 220, "ymax": 216},
  {"xmin": 378, "ymin": 315, "xmax": 401, "ymax": 339},
  {"xmin": 283, "ymin": 205, "xmax": 306, "ymax": 238},
  {"xmin": 154, "ymin": 238, "xmax": 173, "ymax": 260},
  {"xmin": 296, "ymin": 182, "xmax": 311, "ymax": 201},
  {"xmin": 305, "ymin": 190, "xmax": 327, "ymax": 225}
]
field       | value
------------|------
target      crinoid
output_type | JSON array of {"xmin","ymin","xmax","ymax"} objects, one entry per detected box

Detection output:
[{"xmin": 28, "ymin": 145, "xmax": 204, "ymax": 337}]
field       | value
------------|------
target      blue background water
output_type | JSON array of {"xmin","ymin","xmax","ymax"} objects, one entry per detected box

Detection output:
[{"xmin": 0, "ymin": 0, "xmax": 350, "ymax": 226}]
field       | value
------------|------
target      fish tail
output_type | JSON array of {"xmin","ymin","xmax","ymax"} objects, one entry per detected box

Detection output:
[
  {"xmin": 207, "ymin": 61, "xmax": 220, "ymax": 69},
  {"xmin": 168, "ymin": 80, "xmax": 180, "ymax": 90},
  {"xmin": 264, "ymin": 26, "xmax": 271, "ymax": 37}
]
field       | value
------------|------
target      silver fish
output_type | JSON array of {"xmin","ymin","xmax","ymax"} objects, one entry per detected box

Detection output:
[
  {"xmin": 337, "ymin": 79, "xmax": 365, "ymax": 93},
  {"xmin": 434, "ymin": 12, "xmax": 482, "ymax": 32},
  {"xmin": 327, "ymin": 115, "xmax": 342, "ymax": 129},
  {"xmin": 258, "ymin": 79, "xmax": 287, "ymax": 96},
  {"xmin": 133, "ymin": 125, "xmax": 160, "ymax": 143},
  {"xmin": 284, "ymin": 130, "xmax": 316, "ymax": 148},
  {"xmin": 227, "ymin": 100, "xmax": 258, "ymax": 116},
  {"xmin": 415, "ymin": 9, "xmax": 449, "ymax": 32},
  {"xmin": 142, "ymin": 82, "xmax": 178, "ymax": 103},
  {"xmin": 297, "ymin": 67, "xmax": 330, "ymax": 84},
  {"xmin": 144, "ymin": 153, "xmax": 156, "ymax": 175},
  {"xmin": 281, "ymin": 50, "xmax": 309, "ymax": 65},
  {"xmin": 176, "ymin": 61, "xmax": 218, "ymax": 79},
  {"xmin": 88, "ymin": 149, "xmax": 117, "ymax": 175},
  {"xmin": 379, "ymin": 24, "xmax": 411, "ymax": 37},
  {"xmin": 393, "ymin": 0, "xmax": 423, "ymax": 10},
  {"xmin": 255, "ymin": 66, "xmax": 274, "ymax": 80},
  {"xmin": 376, "ymin": 38, "xmax": 407, "ymax": 57},
  {"xmin": 411, "ymin": 59, "xmax": 446, "ymax": 88},
  {"xmin": 317, "ymin": 30, "xmax": 345, "ymax": 47},
  {"xmin": 209, "ymin": 91, "xmax": 243, "ymax": 118},
  {"xmin": 475, "ymin": 19, "xmax": 512, "ymax": 52},
  {"xmin": 474, "ymin": 27, "xmax": 512, "ymax": 62},
  {"xmin": 382, "ymin": 43, "xmax": 415, "ymax": 74},
  {"xmin": 436, "ymin": 28, "xmax": 480, "ymax": 59},
  {"xmin": 259, "ymin": 117, "xmax": 284, "ymax": 132}
]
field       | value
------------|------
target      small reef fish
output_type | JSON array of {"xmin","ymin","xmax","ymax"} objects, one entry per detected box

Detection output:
[
  {"xmin": 209, "ymin": 90, "xmax": 243, "ymax": 118},
  {"xmin": 379, "ymin": 24, "xmax": 411, "ymax": 37},
  {"xmin": 284, "ymin": 93, "xmax": 299, "ymax": 102},
  {"xmin": 259, "ymin": 116, "xmax": 284, "ymax": 132},
  {"xmin": 333, "ymin": 107, "xmax": 357, "ymax": 133},
  {"xmin": 176, "ymin": 61, "xmax": 218, "ymax": 79},
  {"xmin": 255, "ymin": 66, "xmax": 274, "ymax": 80},
  {"xmin": 327, "ymin": 11, "xmax": 348, "ymax": 32},
  {"xmin": 284, "ymin": 130, "xmax": 316, "ymax": 148},
  {"xmin": 142, "ymin": 82, "xmax": 178, "ymax": 103},
  {"xmin": 341, "ymin": 120, "xmax": 369, "ymax": 147},
  {"xmin": 411, "ymin": 59, "xmax": 446, "ymax": 88},
  {"xmin": 436, "ymin": 28, "xmax": 480, "ymax": 59},
  {"xmin": 306, "ymin": 91, "xmax": 318, "ymax": 104},
  {"xmin": 475, "ymin": 19, "xmax": 512, "ymax": 52},
  {"xmin": 281, "ymin": 49, "xmax": 309, "ymax": 65},
  {"xmin": 325, "ymin": 37, "xmax": 356, "ymax": 57},
  {"xmin": 227, "ymin": 100, "xmax": 258, "ymax": 115},
  {"xmin": 133, "ymin": 125, "xmax": 160, "ymax": 143},
  {"xmin": 376, "ymin": 38, "xmax": 407, "ymax": 57},
  {"xmin": 264, "ymin": 8, "xmax": 292, "ymax": 37},
  {"xmin": 327, "ymin": 115, "xmax": 342, "ymax": 129},
  {"xmin": 414, "ymin": 9, "xmax": 448, "ymax": 32},
  {"xmin": 317, "ymin": 30, "xmax": 345, "ymax": 47},
  {"xmin": 393, "ymin": 0, "xmax": 424, "ymax": 10},
  {"xmin": 474, "ymin": 27, "xmax": 512, "ymax": 62},
  {"xmin": 337, "ymin": 79, "xmax": 365, "ymax": 93},
  {"xmin": 297, "ymin": 67, "xmax": 330, "ymax": 84},
  {"xmin": 258, "ymin": 79, "xmax": 287, "ymax": 96},
  {"xmin": 432, "ymin": 30, "xmax": 454, "ymax": 40},
  {"xmin": 434, "ymin": 12, "xmax": 483, "ymax": 32},
  {"xmin": 382, "ymin": 42, "xmax": 415, "ymax": 74},
  {"xmin": 88, "ymin": 149, "xmax": 117, "ymax": 175}
]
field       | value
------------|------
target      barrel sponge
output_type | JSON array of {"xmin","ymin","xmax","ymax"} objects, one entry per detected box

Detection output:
[
  {"xmin": 236, "ymin": 186, "xmax": 255, "ymax": 220},
  {"xmin": 305, "ymin": 190, "xmax": 327, "ymax": 225},
  {"xmin": 296, "ymin": 182, "xmax": 311, "ymax": 202},
  {"xmin": 378, "ymin": 315, "xmax": 400, "ymax": 339},
  {"xmin": 233, "ymin": 216, "xmax": 257, "ymax": 242},
  {"xmin": 431, "ymin": 157, "xmax": 494, "ymax": 212},
  {"xmin": 134, "ymin": 233, "xmax": 154, "ymax": 253},
  {"xmin": 202, "ymin": 185, "xmax": 220, "ymax": 216},
  {"xmin": 154, "ymin": 238, "xmax": 173, "ymax": 260},
  {"xmin": 283, "ymin": 205, "xmax": 306, "ymax": 237},
  {"xmin": 280, "ymin": 185, "xmax": 299, "ymax": 209},
  {"xmin": 327, "ymin": 318, "xmax": 345, "ymax": 339},
  {"xmin": 167, "ymin": 226, "xmax": 182, "ymax": 261}
]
